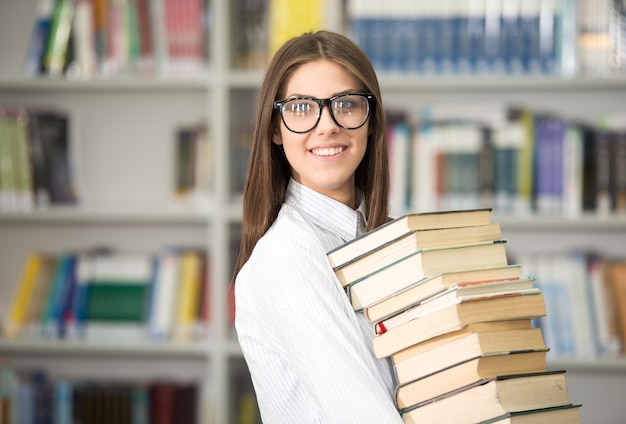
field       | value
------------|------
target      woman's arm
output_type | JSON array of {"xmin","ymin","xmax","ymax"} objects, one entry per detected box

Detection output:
[{"xmin": 236, "ymin": 227, "xmax": 402, "ymax": 423}]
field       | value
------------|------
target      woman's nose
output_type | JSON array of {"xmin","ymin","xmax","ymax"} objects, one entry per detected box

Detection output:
[{"xmin": 315, "ymin": 105, "xmax": 340, "ymax": 135}]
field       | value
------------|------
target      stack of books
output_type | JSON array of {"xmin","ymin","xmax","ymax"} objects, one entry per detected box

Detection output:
[{"xmin": 327, "ymin": 208, "xmax": 581, "ymax": 423}]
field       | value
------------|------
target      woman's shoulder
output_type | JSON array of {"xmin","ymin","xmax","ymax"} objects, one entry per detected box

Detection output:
[
  {"xmin": 236, "ymin": 204, "xmax": 330, "ymax": 295},
  {"xmin": 262, "ymin": 203, "xmax": 321, "ymax": 248}
]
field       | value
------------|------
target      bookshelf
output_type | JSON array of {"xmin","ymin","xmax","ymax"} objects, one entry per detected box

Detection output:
[{"xmin": 1, "ymin": 0, "xmax": 626, "ymax": 423}]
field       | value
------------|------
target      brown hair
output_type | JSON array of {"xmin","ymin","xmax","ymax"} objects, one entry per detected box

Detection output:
[{"xmin": 232, "ymin": 30, "xmax": 389, "ymax": 281}]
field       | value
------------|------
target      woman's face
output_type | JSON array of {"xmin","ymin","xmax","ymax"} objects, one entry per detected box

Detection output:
[{"xmin": 273, "ymin": 60, "xmax": 369, "ymax": 207}]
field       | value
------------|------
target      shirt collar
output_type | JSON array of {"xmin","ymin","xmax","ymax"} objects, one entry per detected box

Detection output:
[{"xmin": 285, "ymin": 178, "xmax": 366, "ymax": 242}]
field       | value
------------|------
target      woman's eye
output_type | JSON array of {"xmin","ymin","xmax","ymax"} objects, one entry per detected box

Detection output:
[
  {"xmin": 290, "ymin": 102, "xmax": 312, "ymax": 114},
  {"xmin": 335, "ymin": 101, "xmax": 354, "ymax": 112}
]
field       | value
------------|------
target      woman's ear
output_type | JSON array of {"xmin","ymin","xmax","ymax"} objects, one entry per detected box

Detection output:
[{"xmin": 272, "ymin": 127, "xmax": 282, "ymax": 145}]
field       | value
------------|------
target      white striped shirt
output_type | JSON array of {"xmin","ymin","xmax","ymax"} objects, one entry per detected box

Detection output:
[{"xmin": 235, "ymin": 179, "xmax": 402, "ymax": 423}]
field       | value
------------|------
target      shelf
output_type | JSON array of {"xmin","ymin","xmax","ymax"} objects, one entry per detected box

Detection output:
[
  {"xmin": 0, "ymin": 204, "xmax": 213, "ymax": 225},
  {"xmin": 496, "ymin": 214, "xmax": 626, "ymax": 232},
  {"xmin": 225, "ymin": 72, "xmax": 626, "ymax": 92},
  {"xmin": 0, "ymin": 338, "xmax": 244, "ymax": 360},
  {"xmin": 547, "ymin": 357, "xmax": 626, "ymax": 373},
  {"xmin": 0, "ymin": 76, "xmax": 212, "ymax": 92},
  {"xmin": 228, "ymin": 71, "xmax": 264, "ymax": 89},
  {"xmin": 3, "ymin": 205, "xmax": 624, "ymax": 229},
  {"xmin": 0, "ymin": 338, "xmax": 213, "ymax": 358},
  {"xmin": 6, "ymin": 341, "xmax": 624, "ymax": 371},
  {"xmin": 377, "ymin": 75, "xmax": 626, "ymax": 92}
]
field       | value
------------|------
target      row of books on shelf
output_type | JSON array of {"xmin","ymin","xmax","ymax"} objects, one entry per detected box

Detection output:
[
  {"xmin": 173, "ymin": 121, "xmax": 213, "ymax": 209},
  {"xmin": 326, "ymin": 208, "xmax": 582, "ymax": 422},
  {"xmin": 349, "ymin": 0, "xmax": 560, "ymax": 75},
  {"xmin": 0, "ymin": 106, "xmax": 76, "ymax": 212},
  {"xmin": 0, "ymin": 104, "xmax": 211, "ymax": 213},
  {"xmin": 24, "ymin": 0, "xmax": 209, "ymax": 79},
  {"xmin": 233, "ymin": 0, "xmax": 626, "ymax": 77},
  {"xmin": 387, "ymin": 103, "xmax": 626, "ymax": 217},
  {"xmin": 0, "ymin": 367, "xmax": 199, "ymax": 424},
  {"xmin": 518, "ymin": 250, "xmax": 626, "ymax": 359},
  {"xmin": 1, "ymin": 246, "xmax": 212, "ymax": 343}
]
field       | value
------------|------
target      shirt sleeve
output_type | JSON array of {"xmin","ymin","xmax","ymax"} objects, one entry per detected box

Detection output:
[{"xmin": 235, "ymin": 223, "xmax": 403, "ymax": 423}]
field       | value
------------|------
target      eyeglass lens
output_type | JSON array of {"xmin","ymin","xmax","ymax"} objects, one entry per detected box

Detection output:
[{"xmin": 279, "ymin": 94, "xmax": 370, "ymax": 133}]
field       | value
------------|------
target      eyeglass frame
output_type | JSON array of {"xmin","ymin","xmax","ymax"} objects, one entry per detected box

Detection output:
[{"xmin": 273, "ymin": 93, "xmax": 376, "ymax": 134}]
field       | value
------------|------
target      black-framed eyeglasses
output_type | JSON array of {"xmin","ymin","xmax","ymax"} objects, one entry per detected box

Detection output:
[{"xmin": 273, "ymin": 93, "xmax": 375, "ymax": 134}]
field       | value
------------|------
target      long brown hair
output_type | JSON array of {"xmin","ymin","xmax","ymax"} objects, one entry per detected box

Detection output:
[{"xmin": 232, "ymin": 30, "xmax": 390, "ymax": 281}]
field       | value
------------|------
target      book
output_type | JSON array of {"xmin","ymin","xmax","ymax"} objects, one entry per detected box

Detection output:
[
  {"xmin": 173, "ymin": 249, "xmax": 203, "ymax": 342},
  {"xmin": 69, "ymin": 250, "xmax": 97, "ymax": 339},
  {"xmin": 400, "ymin": 370, "xmax": 570, "ymax": 424},
  {"xmin": 42, "ymin": 0, "xmax": 75, "ymax": 76},
  {"xmin": 347, "ymin": 240, "xmax": 509, "ymax": 311},
  {"xmin": 268, "ymin": 0, "xmax": 325, "ymax": 57},
  {"xmin": 22, "ymin": 0, "xmax": 55, "ymax": 77},
  {"xmin": 82, "ymin": 251, "xmax": 153, "ymax": 340},
  {"xmin": 39, "ymin": 253, "xmax": 76, "ymax": 339},
  {"xmin": 333, "ymin": 222, "xmax": 502, "ymax": 287},
  {"xmin": 395, "ymin": 348, "xmax": 549, "ymax": 410},
  {"xmin": 393, "ymin": 326, "xmax": 546, "ymax": 386},
  {"xmin": 71, "ymin": 0, "xmax": 97, "ymax": 78},
  {"xmin": 10, "ymin": 108, "xmax": 35, "ymax": 211},
  {"xmin": 365, "ymin": 265, "xmax": 522, "ymax": 323},
  {"xmin": 480, "ymin": 403, "xmax": 581, "ymax": 423},
  {"xmin": 388, "ymin": 117, "xmax": 412, "ymax": 216},
  {"xmin": 27, "ymin": 109, "xmax": 77, "ymax": 206},
  {"xmin": 4, "ymin": 253, "xmax": 52, "ymax": 339},
  {"xmin": 195, "ymin": 252, "xmax": 211, "ymax": 338},
  {"xmin": 607, "ymin": 260, "xmax": 626, "ymax": 354},
  {"xmin": 327, "ymin": 208, "xmax": 493, "ymax": 269},
  {"xmin": 390, "ymin": 320, "xmax": 534, "ymax": 364},
  {"xmin": 135, "ymin": 0, "xmax": 156, "ymax": 73},
  {"xmin": 0, "ymin": 108, "xmax": 17, "ymax": 211},
  {"xmin": 148, "ymin": 249, "xmax": 180, "ymax": 340},
  {"xmin": 149, "ymin": 381, "xmax": 199, "ymax": 424},
  {"xmin": 162, "ymin": 0, "xmax": 206, "ymax": 76},
  {"xmin": 374, "ymin": 277, "xmax": 539, "ymax": 335},
  {"xmin": 22, "ymin": 255, "xmax": 58, "ymax": 339},
  {"xmin": 372, "ymin": 290, "xmax": 546, "ymax": 358}
]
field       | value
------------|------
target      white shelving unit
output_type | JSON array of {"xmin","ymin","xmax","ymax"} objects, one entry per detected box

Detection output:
[{"xmin": 2, "ymin": 1, "xmax": 626, "ymax": 423}]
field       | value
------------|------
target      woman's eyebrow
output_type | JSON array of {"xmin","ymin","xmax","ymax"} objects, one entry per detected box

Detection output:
[{"xmin": 284, "ymin": 89, "xmax": 360, "ymax": 99}]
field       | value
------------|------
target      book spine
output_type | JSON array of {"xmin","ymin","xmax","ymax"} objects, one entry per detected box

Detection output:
[
  {"xmin": 72, "ymin": 0, "xmax": 97, "ymax": 79},
  {"xmin": 0, "ymin": 108, "xmax": 17, "ymax": 211},
  {"xmin": 613, "ymin": 129, "xmax": 626, "ymax": 214},
  {"xmin": 43, "ymin": 0, "xmax": 76, "ymax": 77},
  {"xmin": 4, "ymin": 254, "xmax": 42, "ymax": 338},
  {"xmin": 23, "ymin": 0, "xmax": 55, "ymax": 77}
]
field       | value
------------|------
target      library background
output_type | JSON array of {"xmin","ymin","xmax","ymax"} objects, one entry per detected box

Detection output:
[{"xmin": 0, "ymin": 0, "xmax": 625, "ymax": 422}]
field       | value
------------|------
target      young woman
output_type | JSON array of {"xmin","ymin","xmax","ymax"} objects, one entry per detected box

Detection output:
[{"xmin": 232, "ymin": 31, "xmax": 402, "ymax": 422}]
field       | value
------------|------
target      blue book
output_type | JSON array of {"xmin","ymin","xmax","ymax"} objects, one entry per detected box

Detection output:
[
  {"xmin": 420, "ymin": 9, "xmax": 437, "ymax": 74},
  {"xmin": 22, "ymin": 0, "xmax": 54, "ymax": 77},
  {"xmin": 40, "ymin": 254, "xmax": 74, "ymax": 339},
  {"xmin": 539, "ymin": 0, "xmax": 559, "ymax": 74},
  {"xmin": 520, "ymin": 1, "xmax": 541, "ymax": 74},
  {"xmin": 451, "ymin": 6, "xmax": 470, "ymax": 74},
  {"xmin": 434, "ymin": 3, "xmax": 455, "ymax": 74},
  {"xmin": 54, "ymin": 380, "xmax": 72, "ymax": 424},
  {"xmin": 467, "ymin": 0, "xmax": 487, "ymax": 74},
  {"xmin": 484, "ymin": 0, "xmax": 505, "ymax": 74},
  {"xmin": 501, "ymin": 0, "xmax": 523, "ymax": 74},
  {"xmin": 69, "ymin": 252, "xmax": 97, "ymax": 339}
]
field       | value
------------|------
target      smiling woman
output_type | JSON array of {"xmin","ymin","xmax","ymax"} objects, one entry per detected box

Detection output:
[{"xmin": 231, "ymin": 31, "xmax": 402, "ymax": 422}]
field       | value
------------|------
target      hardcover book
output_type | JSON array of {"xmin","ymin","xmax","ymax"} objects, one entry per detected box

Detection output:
[
  {"xmin": 327, "ymin": 208, "xmax": 493, "ymax": 269},
  {"xmin": 401, "ymin": 370, "xmax": 570, "ymax": 424},
  {"xmin": 347, "ymin": 240, "xmax": 509, "ymax": 311}
]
